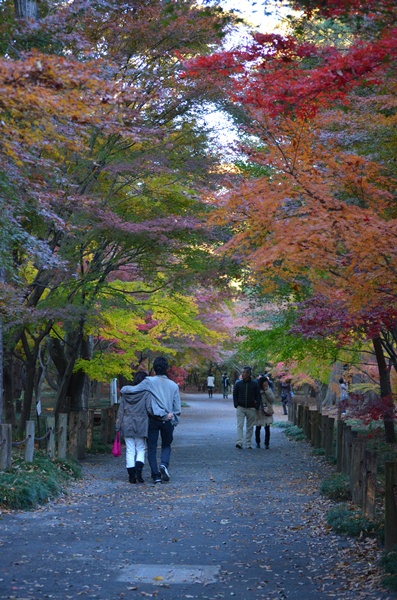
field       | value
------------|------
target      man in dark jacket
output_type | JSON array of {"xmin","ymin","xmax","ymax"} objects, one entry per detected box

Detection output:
[{"xmin": 233, "ymin": 366, "xmax": 261, "ymax": 449}]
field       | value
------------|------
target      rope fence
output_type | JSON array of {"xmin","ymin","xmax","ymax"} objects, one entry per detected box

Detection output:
[
  {"xmin": 11, "ymin": 435, "xmax": 32, "ymax": 447},
  {"xmin": 0, "ymin": 406, "xmax": 119, "ymax": 471},
  {"xmin": 34, "ymin": 429, "xmax": 52, "ymax": 442}
]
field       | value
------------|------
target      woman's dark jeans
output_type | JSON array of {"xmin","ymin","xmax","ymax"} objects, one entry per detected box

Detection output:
[{"xmin": 255, "ymin": 425, "xmax": 270, "ymax": 447}]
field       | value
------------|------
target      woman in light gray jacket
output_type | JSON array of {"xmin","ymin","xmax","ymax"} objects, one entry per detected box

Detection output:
[
  {"xmin": 115, "ymin": 371, "xmax": 152, "ymax": 484},
  {"xmin": 254, "ymin": 376, "xmax": 275, "ymax": 449}
]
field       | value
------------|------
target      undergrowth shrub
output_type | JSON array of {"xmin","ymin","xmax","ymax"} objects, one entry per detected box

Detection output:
[
  {"xmin": 380, "ymin": 545, "xmax": 397, "ymax": 592},
  {"xmin": 311, "ymin": 448, "xmax": 325, "ymax": 456},
  {"xmin": 282, "ymin": 424, "xmax": 306, "ymax": 441},
  {"xmin": 326, "ymin": 504, "xmax": 383, "ymax": 539},
  {"xmin": 320, "ymin": 473, "xmax": 351, "ymax": 501},
  {"xmin": 0, "ymin": 452, "xmax": 82, "ymax": 510}
]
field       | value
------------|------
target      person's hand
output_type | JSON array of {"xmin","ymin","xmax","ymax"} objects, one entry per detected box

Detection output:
[{"xmin": 167, "ymin": 413, "xmax": 173, "ymax": 421}]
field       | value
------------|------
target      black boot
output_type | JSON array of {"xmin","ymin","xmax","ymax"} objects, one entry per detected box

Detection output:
[
  {"xmin": 135, "ymin": 461, "xmax": 145, "ymax": 483},
  {"xmin": 127, "ymin": 467, "xmax": 136, "ymax": 484}
]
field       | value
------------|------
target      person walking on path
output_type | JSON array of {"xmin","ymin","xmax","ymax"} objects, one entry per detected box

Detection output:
[
  {"xmin": 120, "ymin": 356, "xmax": 181, "ymax": 484},
  {"xmin": 254, "ymin": 376, "xmax": 275, "ymax": 449},
  {"xmin": 115, "ymin": 370, "xmax": 152, "ymax": 484},
  {"xmin": 207, "ymin": 373, "xmax": 215, "ymax": 398},
  {"xmin": 233, "ymin": 366, "xmax": 261, "ymax": 449},
  {"xmin": 222, "ymin": 372, "xmax": 230, "ymax": 398},
  {"xmin": 280, "ymin": 380, "xmax": 292, "ymax": 415},
  {"xmin": 338, "ymin": 376, "xmax": 349, "ymax": 416}
]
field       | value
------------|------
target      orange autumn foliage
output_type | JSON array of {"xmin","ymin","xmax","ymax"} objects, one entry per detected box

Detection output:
[{"xmin": 187, "ymin": 12, "xmax": 397, "ymax": 319}]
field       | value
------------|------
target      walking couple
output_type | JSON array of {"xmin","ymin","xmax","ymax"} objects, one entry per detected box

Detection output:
[
  {"xmin": 233, "ymin": 366, "xmax": 275, "ymax": 450},
  {"xmin": 115, "ymin": 356, "xmax": 181, "ymax": 485}
]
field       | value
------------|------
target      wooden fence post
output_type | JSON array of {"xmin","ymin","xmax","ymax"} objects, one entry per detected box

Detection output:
[
  {"xmin": 321, "ymin": 415, "xmax": 328, "ymax": 450},
  {"xmin": 77, "ymin": 411, "xmax": 88, "ymax": 460},
  {"xmin": 69, "ymin": 411, "xmax": 79, "ymax": 459},
  {"xmin": 297, "ymin": 404, "xmax": 303, "ymax": 428},
  {"xmin": 303, "ymin": 406, "xmax": 311, "ymax": 440},
  {"xmin": 287, "ymin": 399, "xmax": 293, "ymax": 422},
  {"xmin": 341, "ymin": 423, "xmax": 349, "ymax": 474},
  {"xmin": 336, "ymin": 420, "xmax": 343, "ymax": 472},
  {"xmin": 362, "ymin": 450, "xmax": 377, "ymax": 520},
  {"xmin": 310, "ymin": 410, "xmax": 317, "ymax": 446},
  {"xmin": 100, "ymin": 408, "xmax": 108, "ymax": 444},
  {"xmin": 342, "ymin": 425, "xmax": 356, "ymax": 476},
  {"xmin": 57, "ymin": 414, "xmax": 68, "ymax": 460},
  {"xmin": 302, "ymin": 405, "xmax": 307, "ymax": 435},
  {"xmin": 25, "ymin": 421, "xmax": 35, "ymax": 463},
  {"xmin": 87, "ymin": 409, "xmax": 95, "ymax": 450},
  {"xmin": 46, "ymin": 416, "xmax": 56, "ymax": 459},
  {"xmin": 0, "ymin": 424, "xmax": 12, "ymax": 470},
  {"xmin": 350, "ymin": 439, "xmax": 366, "ymax": 505},
  {"xmin": 325, "ymin": 417, "xmax": 335, "ymax": 459},
  {"xmin": 292, "ymin": 400, "xmax": 298, "ymax": 425},
  {"xmin": 314, "ymin": 411, "xmax": 322, "ymax": 448},
  {"xmin": 385, "ymin": 462, "xmax": 397, "ymax": 551}
]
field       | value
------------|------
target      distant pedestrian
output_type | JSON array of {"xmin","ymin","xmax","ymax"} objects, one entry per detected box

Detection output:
[
  {"xmin": 280, "ymin": 380, "xmax": 292, "ymax": 415},
  {"xmin": 120, "ymin": 357, "xmax": 181, "ymax": 484},
  {"xmin": 116, "ymin": 370, "xmax": 152, "ymax": 484},
  {"xmin": 233, "ymin": 366, "xmax": 261, "ymax": 449},
  {"xmin": 255, "ymin": 377, "xmax": 275, "ymax": 449},
  {"xmin": 222, "ymin": 372, "xmax": 230, "ymax": 398},
  {"xmin": 338, "ymin": 377, "xmax": 349, "ymax": 416},
  {"xmin": 207, "ymin": 373, "xmax": 215, "ymax": 398}
]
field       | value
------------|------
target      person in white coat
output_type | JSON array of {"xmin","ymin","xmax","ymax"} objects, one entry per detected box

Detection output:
[
  {"xmin": 116, "ymin": 371, "xmax": 152, "ymax": 483},
  {"xmin": 207, "ymin": 373, "xmax": 215, "ymax": 398}
]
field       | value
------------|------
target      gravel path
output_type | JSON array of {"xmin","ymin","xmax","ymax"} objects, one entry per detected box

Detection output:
[{"xmin": 0, "ymin": 393, "xmax": 393, "ymax": 600}]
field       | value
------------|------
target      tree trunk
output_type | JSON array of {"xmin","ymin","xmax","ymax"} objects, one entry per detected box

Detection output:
[
  {"xmin": 14, "ymin": 0, "xmax": 38, "ymax": 19},
  {"xmin": 68, "ymin": 371, "xmax": 90, "ymax": 412},
  {"xmin": 68, "ymin": 335, "xmax": 93, "ymax": 412},
  {"xmin": 20, "ymin": 363, "xmax": 36, "ymax": 431},
  {"xmin": 19, "ymin": 326, "xmax": 52, "ymax": 431},
  {"xmin": 54, "ymin": 351, "xmax": 79, "ymax": 416},
  {"xmin": 2, "ymin": 356, "xmax": 21, "ymax": 427},
  {"xmin": 322, "ymin": 362, "xmax": 345, "ymax": 408},
  {"xmin": 54, "ymin": 321, "xmax": 86, "ymax": 416},
  {"xmin": 373, "ymin": 336, "xmax": 396, "ymax": 443}
]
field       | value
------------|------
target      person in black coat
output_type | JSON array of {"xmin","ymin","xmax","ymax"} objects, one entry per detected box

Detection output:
[{"xmin": 233, "ymin": 366, "xmax": 261, "ymax": 449}]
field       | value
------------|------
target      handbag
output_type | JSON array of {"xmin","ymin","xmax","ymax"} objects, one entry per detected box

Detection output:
[
  {"xmin": 112, "ymin": 431, "xmax": 122, "ymax": 457},
  {"xmin": 261, "ymin": 403, "xmax": 274, "ymax": 417}
]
